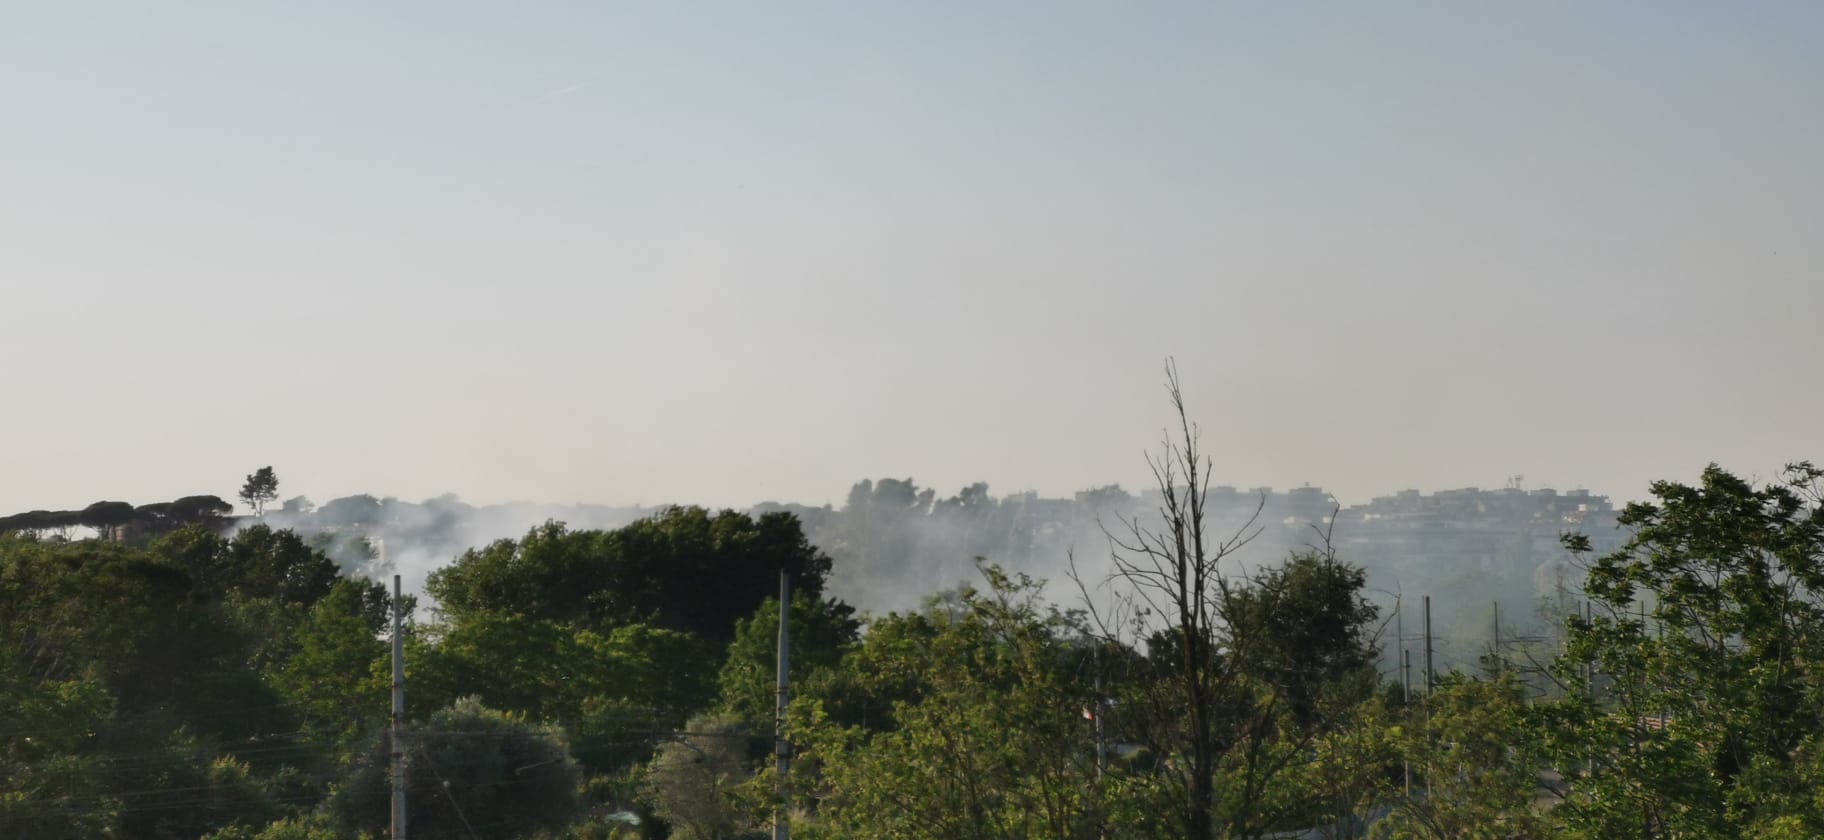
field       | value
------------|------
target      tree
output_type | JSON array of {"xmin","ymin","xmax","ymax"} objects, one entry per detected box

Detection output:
[
  {"xmin": 307, "ymin": 531, "xmax": 383, "ymax": 578},
  {"xmin": 641, "ymin": 712, "xmax": 759, "ymax": 840},
  {"xmin": 717, "ymin": 593, "xmax": 860, "ymax": 733},
  {"xmin": 239, "ymin": 467, "xmax": 280, "ymax": 519},
  {"xmin": 794, "ymin": 567, "xmax": 1120, "ymax": 840},
  {"xmin": 1277, "ymin": 693, "xmax": 1401, "ymax": 840},
  {"xmin": 1069, "ymin": 361, "xmax": 1388, "ymax": 839},
  {"xmin": 329, "ymin": 697, "xmax": 580, "ymax": 839},
  {"xmin": 132, "ymin": 495, "xmax": 234, "ymax": 536},
  {"xmin": 316, "ymin": 494, "xmax": 383, "ymax": 529},
  {"xmin": 1372, "ymin": 670, "xmax": 1551, "ymax": 840},
  {"xmin": 1541, "ymin": 462, "xmax": 1824, "ymax": 838},
  {"xmin": 151, "ymin": 525, "xmax": 339, "ymax": 606},
  {"xmin": 428, "ymin": 507, "xmax": 832, "ymax": 642},
  {"xmin": 1078, "ymin": 361, "xmax": 1276, "ymax": 840},
  {"xmin": 409, "ymin": 612, "xmax": 718, "ymax": 735},
  {"xmin": 0, "ymin": 533, "xmax": 316, "ymax": 838},
  {"xmin": 1228, "ymin": 549, "xmax": 1381, "ymax": 729},
  {"xmin": 0, "ymin": 509, "xmax": 75, "ymax": 534},
  {"xmin": 76, "ymin": 501, "xmax": 134, "ymax": 539},
  {"xmin": 271, "ymin": 578, "xmax": 394, "ymax": 743}
]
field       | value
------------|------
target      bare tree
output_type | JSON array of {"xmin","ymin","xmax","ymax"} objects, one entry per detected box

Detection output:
[
  {"xmin": 1068, "ymin": 360, "xmax": 1255, "ymax": 839},
  {"xmin": 1074, "ymin": 360, "xmax": 1365, "ymax": 839}
]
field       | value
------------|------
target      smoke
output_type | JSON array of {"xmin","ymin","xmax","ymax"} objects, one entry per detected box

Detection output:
[
  {"xmin": 250, "ymin": 478, "xmax": 1622, "ymax": 680},
  {"xmin": 256, "ymin": 493, "xmax": 659, "ymax": 601},
  {"xmin": 791, "ymin": 478, "xmax": 1624, "ymax": 679}
]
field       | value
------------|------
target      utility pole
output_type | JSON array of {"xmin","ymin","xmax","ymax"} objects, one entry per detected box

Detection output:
[
  {"xmin": 1394, "ymin": 594, "xmax": 1403, "ymax": 678},
  {"xmin": 391, "ymin": 574, "xmax": 407, "ymax": 840},
  {"xmin": 1493, "ymin": 600, "xmax": 1501, "ymax": 662},
  {"xmin": 774, "ymin": 570, "xmax": 791, "ymax": 840},
  {"xmin": 1423, "ymin": 595, "xmax": 1434, "ymax": 695},
  {"xmin": 1402, "ymin": 648, "xmax": 1412, "ymax": 796},
  {"xmin": 1421, "ymin": 594, "xmax": 1436, "ymax": 804}
]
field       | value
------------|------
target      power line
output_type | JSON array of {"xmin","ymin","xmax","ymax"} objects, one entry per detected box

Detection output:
[{"xmin": 414, "ymin": 743, "xmax": 480, "ymax": 840}]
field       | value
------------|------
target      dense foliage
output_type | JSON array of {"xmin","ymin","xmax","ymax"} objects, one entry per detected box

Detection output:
[{"xmin": 0, "ymin": 460, "xmax": 1818, "ymax": 838}]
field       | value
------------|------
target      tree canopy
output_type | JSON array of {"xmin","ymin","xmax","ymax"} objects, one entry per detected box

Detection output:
[
  {"xmin": 3, "ymin": 458, "xmax": 1820, "ymax": 839},
  {"xmin": 428, "ymin": 505, "xmax": 833, "ymax": 642},
  {"xmin": 240, "ymin": 467, "xmax": 280, "ymax": 519}
]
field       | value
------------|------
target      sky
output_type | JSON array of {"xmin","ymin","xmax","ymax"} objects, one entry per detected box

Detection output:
[{"xmin": 2, "ymin": 2, "xmax": 1820, "ymax": 516}]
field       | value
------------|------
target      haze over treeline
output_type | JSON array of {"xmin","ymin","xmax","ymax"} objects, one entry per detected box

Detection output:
[
  {"xmin": 3, "ymin": 467, "xmax": 1620, "ymax": 677},
  {"xmin": 0, "ymin": 357, "xmax": 1813, "ymax": 840},
  {"xmin": 5, "ymin": 439, "xmax": 1819, "ymax": 837}
]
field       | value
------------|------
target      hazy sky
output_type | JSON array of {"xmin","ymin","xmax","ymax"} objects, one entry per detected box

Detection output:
[{"xmin": 3, "ymin": 2, "xmax": 1819, "ymax": 516}]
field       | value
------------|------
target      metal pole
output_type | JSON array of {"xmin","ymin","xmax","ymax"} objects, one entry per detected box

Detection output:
[
  {"xmin": 1402, "ymin": 648, "xmax": 1412, "ymax": 709},
  {"xmin": 1402, "ymin": 648, "xmax": 1412, "ymax": 797},
  {"xmin": 1493, "ymin": 600, "xmax": 1501, "ymax": 662},
  {"xmin": 391, "ymin": 574, "xmax": 407, "ymax": 840},
  {"xmin": 1394, "ymin": 594, "xmax": 1403, "ymax": 681},
  {"xmin": 1423, "ymin": 595, "xmax": 1434, "ymax": 695},
  {"xmin": 1421, "ymin": 594, "xmax": 1437, "ymax": 803},
  {"xmin": 774, "ymin": 571, "xmax": 791, "ymax": 840}
]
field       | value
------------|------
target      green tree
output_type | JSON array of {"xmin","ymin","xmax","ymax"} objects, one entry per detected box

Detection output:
[
  {"xmin": 1541, "ymin": 462, "xmax": 1824, "ymax": 838},
  {"xmin": 796, "ymin": 567, "xmax": 1118, "ymax": 840},
  {"xmin": 131, "ymin": 494, "xmax": 234, "ymax": 536},
  {"xmin": 411, "ymin": 612, "xmax": 717, "ymax": 728},
  {"xmin": 1228, "ymin": 548, "xmax": 1382, "ymax": 729},
  {"xmin": 0, "ymin": 670, "xmax": 119, "ymax": 838},
  {"xmin": 1273, "ymin": 693, "xmax": 1401, "ymax": 840},
  {"xmin": 202, "ymin": 814, "xmax": 345, "ymax": 840},
  {"xmin": 641, "ymin": 713, "xmax": 759, "ymax": 840},
  {"xmin": 1373, "ymin": 671, "xmax": 1551, "ymax": 840},
  {"xmin": 330, "ymin": 697, "xmax": 579, "ymax": 839},
  {"xmin": 0, "ymin": 533, "xmax": 319, "ymax": 837},
  {"xmin": 428, "ymin": 507, "xmax": 832, "ymax": 642},
  {"xmin": 240, "ymin": 467, "xmax": 281, "ymax": 519},
  {"xmin": 271, "ymin": 578, "xmax": 395, "ymax": 743},
  {"xmin": 717, "ymin": 593, "xmax": 860, "ymax": 733},
  {"xmin": 151, "ymin": 524, "xmax": 339, "ymax": 606},
  {"xmin": 76, "ymin": 500, "xmax": 135, "ymax": 538}
]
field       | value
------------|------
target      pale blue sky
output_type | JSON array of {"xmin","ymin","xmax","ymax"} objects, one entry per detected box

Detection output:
[{"xmin": 3, "ymin": 2, "xmax": 1819, "ymax": 514}]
